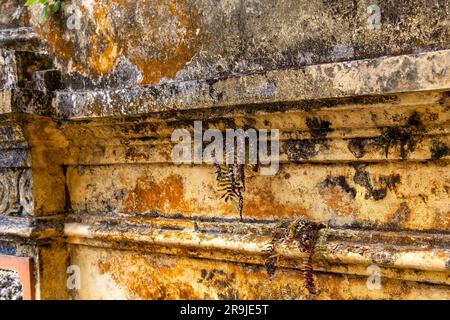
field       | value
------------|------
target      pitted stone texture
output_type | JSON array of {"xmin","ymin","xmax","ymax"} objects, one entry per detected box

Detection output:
[
  {"xmin": 0, "ymin": 28, "xmax": 42, "ymax": 52},
  {"xmin": 0, "ymin": 0, "xmax": 30, "ymax": 29},
  {"xmin": 0, "ymin": 50, "xmax": 17, "ymax": 90},
  {"xmin": 0, "ymin": 269, "xmax": 23, "ymax": 300},
  {"xmin": 55, "ymin": 50, "xmax": 450, "ymax": 119},
  {"xmin": 0, "ymin": 89, "xmax": 54, "ymax": 116},
  {"xmin": 0, "ymin": 50, "xmax": 55, "ymax": 90},
  {"xmin": 27, "ymin": 0, "xmax": 450, "ymax": 88}
]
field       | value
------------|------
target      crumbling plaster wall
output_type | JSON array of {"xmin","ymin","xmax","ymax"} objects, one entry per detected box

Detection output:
[
  {"xmin": 26, "ymin": 0, "xmax": 450, "ymax": 88},
  {"xmin": 0, "ymin": 0, "xmax": 449, "ymax": 299}
]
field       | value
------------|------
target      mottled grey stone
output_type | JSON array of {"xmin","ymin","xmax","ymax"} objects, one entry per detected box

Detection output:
[{"xmin": 0, "ymin": 269, "xmax": 23, "ymax": 300}]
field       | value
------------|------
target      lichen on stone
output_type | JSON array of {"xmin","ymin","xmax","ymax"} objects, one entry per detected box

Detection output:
[{"xmin": 0, "ymin": 269, "xmax": 23, "ymax": 300}]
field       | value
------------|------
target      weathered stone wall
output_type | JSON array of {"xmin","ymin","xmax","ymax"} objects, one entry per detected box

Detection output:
[
  {"xmin": 0, "ymin": 269, "xmax": 22, "ymax": 300},
  {"xmin": 0, "ymin": 0, "xmax": 448, "ymax": 300},
  {"xmin": 26, "ymin": 0, "xmax": 450, "ymax": 88},
  {"xmin": 0, "ymin": 0, "xmax": 29, "ymax": 29}
]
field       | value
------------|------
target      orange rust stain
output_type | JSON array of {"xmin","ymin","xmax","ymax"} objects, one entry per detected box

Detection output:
[
  {"xmin": 97, "ymin": 254, "xmax": 200, "ymax": 299},
  {"xmin": 157, "ymin": 148, "xmax": 172, "ymax": 161},
  {"xmin": 94, "ymin": 252, "xmax": 295, "ymax": 299},
  {"xmin": 432, "ymin": 208, "xmax": 450, "ymax": 230},
  {"xmin": 318, "ymin": 186, "xmax": 355, "ymax": 217},
  {"xmin": 120, "ymin": 0, "xmax": 204, "ymax": 84},
  {"xmin": 87, "ymin": 6, "xmax": 119, "ymax": 75},
  {"xmin": 119, "ymin": 170, "xmax": 239, "ymax": 218},
  {"xmin": 35, "ymin": 17, "xmax": 78, "ymax": 71},
  {"xmin": 385, "ymin": 202, "xmax": 410, "ymax": 228},
  {"xmin": 244, "ymin": 178, "xmax": 311, "ymax": 219},
  {"xmin": 90, "ymin": 250, "xmax": 446, "ymax": 300},
  {"xmin": 122, "ymin": 174, "xmax": 185, "ymax": 214},
  {"xmin": 33, "ymin": 0, "xmax": 205, "ymax": 85}
]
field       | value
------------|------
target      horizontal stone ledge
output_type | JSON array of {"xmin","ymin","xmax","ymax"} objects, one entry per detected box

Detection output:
[
  {"xmin": 0, "ymin": 27, "xmax": 43, "ymax": 52},
  {"xmin": 0, "ymin": 28, "xmax": 38, "ymax": 42},
  {"xmin": 60, "ymin": 134, "xmax": 450, "ymax": 166},
  {"xmin": 0, "ymin": 217, "xmax": 34, "ymax": 238},
  {"xmin": 63, "ymin": 215, "xmax": 450, "ymax": 284},
  {"xmin": 0, "ymin": 216, "xmax": 65, "ymax": 240},
  {"xmin": 0, "ymin": 89, "xmax": 54, "ymax": 116},
  {"xmin": 56, "ymin": 50, "xmax": 450, "ymax": 119}
]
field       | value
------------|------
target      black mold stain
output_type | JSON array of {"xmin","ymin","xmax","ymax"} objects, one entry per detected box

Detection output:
[
  {"xmin": 157, "ymin": 96, "xmax": 394, "ymax": 126},
  {"xmin": 437, "ymin": 91, "xmax": 450, "ymax": 105},
  {"xmin": 347, "ymin": 128, "xmax": 417, "ymax": 159},
  {"xmin": 407, "ymin": 111, "xmax": 422, "ymax": 127},
  {"xmin": 430, "ymin": 141, "xmax": 450, "ymax": 159},
  {"xmin": 198, "ymin": 269, "xmax": 239, "ymax": 299},
  {"xmin": 374, "ymin": 127, "xmax": 415, "ymax": 159},
  {"xmin": 306, "ymin": 117, "xmax": 333, "ymax": 139},
  {"xmin": 353, "ymin": 164, "xmax": 401, "ymax": 201},
  {"xmin": 283, "ymin": 117, "xmax": 333, "ymax": 161},
  {"xmin": 283, "ymin": 139, "xmax": 329, "ymax": 161},
  {"xmin": 347, "ymin": 139, "xmax": 366, "ymax": 159},
  {"xmin": 319, "ymin": 176, "xmax": 356, "ymax": 198},
  {"xmin": 371, "ymin": 252, "xmax": 395, "ymax": 267},
  {"xmin": 347, "ymin": 112, "xmax": 423, "ymax": 159}
]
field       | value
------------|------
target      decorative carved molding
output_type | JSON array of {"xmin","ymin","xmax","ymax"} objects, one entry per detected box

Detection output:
[
  {"xmin": 18, "ymin": 170, "xmax": 33, "ymax": 214},
  {"xmin": 0, "ymin": 169, "xmax": 33, "ymax": 216},
  {"xmin": 64, "ymin": 215, "xmax": 450, "ymax": 286}
]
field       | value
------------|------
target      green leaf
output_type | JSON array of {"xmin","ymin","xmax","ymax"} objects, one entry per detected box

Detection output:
[
  {"xmin": 39, "ymin": 3, "xmax": 48, "ymax": 24},
  {"xmin": 24, "ymin": 0, "xmax": 39, "ymax": 6},
  {"xmin": 52, "ymin": 0, "xmax": 62, "ymax": 14}
]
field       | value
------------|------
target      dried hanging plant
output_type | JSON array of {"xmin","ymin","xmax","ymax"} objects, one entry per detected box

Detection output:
[
  {"xmin": 263, "ymin": 218, "xmax": 329, "ymax": 295},
  {"xmin": 214, "ymin": 162, "xmax": 245, "ymax": 220},
  {"xmin": 263, "ymin": 221, "xmax": 290, "ymax": 277},
  {"xmin": 214, "ymin": 141, "xmax": 252, "ymax": 220}
]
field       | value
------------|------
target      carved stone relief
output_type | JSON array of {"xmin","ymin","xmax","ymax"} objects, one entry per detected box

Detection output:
[{"xmin": 0, "ymin": 169, "xmax": 33, "ymax": 216}]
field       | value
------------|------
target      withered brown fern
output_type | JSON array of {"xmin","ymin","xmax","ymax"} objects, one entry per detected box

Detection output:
[
  {"xmin": 263, "ymin": 218, "xmax": 329, "ymax": 295},
  {"xmin": 214, "ymin": 162, "xmax": 245, "ymax": 220},
  {"xmin": 213, "ymin": 141, "xmax": 252, "ymax": 220},
  {"xmin": 263, "ymin": 221, "xmax": 290, "ymax": 277}
]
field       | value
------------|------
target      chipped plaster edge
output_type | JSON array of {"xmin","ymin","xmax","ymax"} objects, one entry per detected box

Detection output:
[{"xmin": 56, "ymin": 50, "xmax": 450, "ymax": 119}]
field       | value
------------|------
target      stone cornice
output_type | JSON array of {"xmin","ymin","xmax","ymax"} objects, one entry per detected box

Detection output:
[
  {"xmin": 56, "ymin": 50, "xmax": 450, "ymax": 119},
  {"xmin": 64, "ymin": 214, "xmax": 450, "ymax": 286}
]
